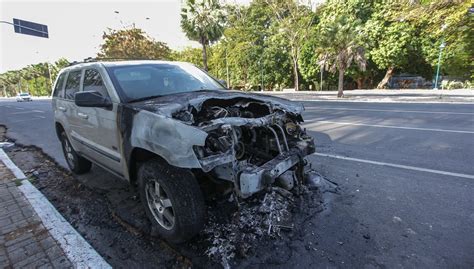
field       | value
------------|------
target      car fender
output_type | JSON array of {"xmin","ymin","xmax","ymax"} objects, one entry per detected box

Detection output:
[{"xmin": 130, "ymin": 110, "xmax": 207, "ymax": 168}]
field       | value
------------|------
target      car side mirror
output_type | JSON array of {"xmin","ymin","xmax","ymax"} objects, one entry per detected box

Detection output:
[
  {"xmin": 74, "ymin": 91, "xmax": 112, "ymax": 108},
  {"xmin": 218, "ymin": 79, "xmax": 227, "ymax": 88}
]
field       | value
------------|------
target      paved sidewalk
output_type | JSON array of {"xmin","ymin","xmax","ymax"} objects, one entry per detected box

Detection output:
[
  {"xmin": 0, "ymin": 162, "xmax": 72, "ymax": 268},
  {"xmin": 260, "ymin": 89, "xmax": 474, "ymax": 103}
]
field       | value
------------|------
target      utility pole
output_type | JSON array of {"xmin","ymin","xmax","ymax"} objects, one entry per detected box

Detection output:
[
  {"xmin": 18, "ymin": 73, "xmax": 21, "ymax": 94},
  {"xmin": 47, "ymin": 63, "xmax": 53, "ymax": 88},
  {"xmin": 320, "ymin": 67, "xmax": 323, "ymax": 91},
  {"xmin": 260, "ymin": 58, "xmax": 264, "ymax": 91},
  {"xmin": 434, "ymin": 41, "xmax": 446, "ymax": 90},
  {"xmin": 225, "ymin": 48, "xmax": 230, "ymax": 88},
  {"xmin": 434, "ymin": 24, "xmax": 447, "ymax": 90}
]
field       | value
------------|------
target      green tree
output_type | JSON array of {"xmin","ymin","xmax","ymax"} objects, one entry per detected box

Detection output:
[
  {"xmin": 364, "ymin": 1, "xmax": 421, "ymax": 88},
  {"xmin": 216, "ymin": 0, "xmax": 294, "ymax": 90},
  {"xmin": 402, "ymin": 0, "xmax": 473, "ymax": 80},
  {"xmin": 98, "ymin": 27, "xmax": 171, "ymax": 60},
  {"xmin": 316, "ymin": 14, "xmax": 366, "ymax": 97},
  {"xmin": 172, "ymin": 47, "xmax": 204, "ymax": 68},
  {"xmin": 0, "ymin": 58, "xmax": 69, "ymax": 97},
  {"xmin": 299, "ymin": 26, "xmax": 323, "ymax": 90},
  {"xmin": 265, "ymin": 0, "xmax": 315, "ymax": 91},
  {"xmin": 181, "ymin": 0, "xmax": 226, "ymax": 71}
]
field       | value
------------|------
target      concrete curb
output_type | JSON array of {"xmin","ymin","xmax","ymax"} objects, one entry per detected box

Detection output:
[{"xmin": 0, "ymin": 148, "xmax": 111, "ymax": 269}]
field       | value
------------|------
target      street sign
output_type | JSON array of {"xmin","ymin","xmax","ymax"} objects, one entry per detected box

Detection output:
[{"xmin": 12, "ymin": 18, "xmax": 48, "ymax": 38}]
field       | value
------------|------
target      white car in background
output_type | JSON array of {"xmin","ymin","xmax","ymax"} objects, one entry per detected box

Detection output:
[{"xmin": 16, "ymin": 93, "xmax": 32, "ymax": 102}]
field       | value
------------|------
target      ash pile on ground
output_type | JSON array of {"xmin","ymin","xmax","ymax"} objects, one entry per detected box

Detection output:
[{"xmin": 202, "ymin": 180, "xmax": 337, "ymax": 268}]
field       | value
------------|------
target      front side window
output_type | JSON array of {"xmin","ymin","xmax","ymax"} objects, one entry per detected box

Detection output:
[
  {"xmin": 53, "ymin": 73, "xmax": 66, "ymax": 98},
  {"xmin": 106, "ymin": 63, "xmax": 225, "ymax": 102},
  {"xmin": 64, "ymin": 70, "xmax": 82, "ymax": 100},
  {"xmin": 83, "ymin": 69, "xmax": 109, "ymax": 98}
]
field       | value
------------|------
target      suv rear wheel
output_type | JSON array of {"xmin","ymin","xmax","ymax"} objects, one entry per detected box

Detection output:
[
  {"xmin": 138, "ymin": 158, "xmax": 206, "ymax": 243},
  {"xmin": 60, "ymin": 132, "xmax": 92, "ymax": 174}
]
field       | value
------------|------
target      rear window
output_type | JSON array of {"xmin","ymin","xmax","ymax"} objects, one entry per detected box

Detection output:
[
  {"xmin": 53, "ymin": 73, "xmax": 66, "ymax": 98},
  {"xmin": 64, "ymin": 71, "xmax": 82, "ymax": 100}
]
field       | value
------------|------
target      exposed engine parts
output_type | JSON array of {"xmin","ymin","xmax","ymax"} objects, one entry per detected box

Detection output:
[{"xmin": 172, "ymin": 97, "xmax": 316, "ymax": 198}]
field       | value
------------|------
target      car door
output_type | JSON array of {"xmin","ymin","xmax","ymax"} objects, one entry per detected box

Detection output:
[
  {"xmin": 62, "ymin": 69, "xmax": 85, "ymax": 153},
  {"xmin": 52, "ymin": 71, "xmax": 68, "ymax": 136},
  {"xmin": 73, "ymin": 68, "xmax": 122, "ymax": 175}
]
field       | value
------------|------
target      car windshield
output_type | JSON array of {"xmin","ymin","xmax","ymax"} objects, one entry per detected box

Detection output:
[
  {"xmin": 106, "ymin": 62, "xmax": 225, "ymax": 102},
  {"xmin": 20, "ymin": 93, "xmax": 29, "ymax": 96}
]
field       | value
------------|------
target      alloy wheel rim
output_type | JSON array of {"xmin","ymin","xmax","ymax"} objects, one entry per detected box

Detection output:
[
  {"xmin": 63, "ymin": 139, "xmax": 75, "ymax": 168},
  {"xmin": 145, "ymin": 180, "xmax": 175, "ymax": 230}
]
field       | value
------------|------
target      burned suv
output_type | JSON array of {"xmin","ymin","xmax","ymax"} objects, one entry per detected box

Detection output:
[{"xmin": 52, "ymin": 60, "xmax": 315, "ymax": 242}]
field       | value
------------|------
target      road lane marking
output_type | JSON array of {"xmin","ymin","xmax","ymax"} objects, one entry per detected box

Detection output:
[
  {"xmin": 298, "ymin": 99, "xmax": 474, "ymax": 104},
  {"xmin": 305, "ymin": 120, "xmax": 474, "ymax": 134},
  {"xmin": 9, "ymin": 110, "xmax": 45, "ymax": 115},
  {"xmin": 313, "ymin": 152, "xmax": 474, "ymax": 180},
  {"xmin": 14, "ymin": 107, "xmax": 25, "ymax": 110},
  {"xmin": 12, "ymin": 116, "xmax": 47, "ymax": 123},
  {"xmin": 306, "ymin": 107, "xmax": 474, "ymax": 115}
]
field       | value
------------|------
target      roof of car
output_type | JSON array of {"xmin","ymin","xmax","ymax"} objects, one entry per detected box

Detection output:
[
  {"xmin": 101, "ymin": 60, "xmax": 179, "ymax": 67},
  {"xmin": 64, "ymin": 60, "xmax": 186, "ymax": 70}
]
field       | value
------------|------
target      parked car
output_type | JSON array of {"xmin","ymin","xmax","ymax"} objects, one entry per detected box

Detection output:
[
  {"xmin": 16, "ymin": 92, "xmax": 32, "ymax": 102},
  {"xmin": 52, "ymin": 60, "xmax": 316, "ymax": 242}
]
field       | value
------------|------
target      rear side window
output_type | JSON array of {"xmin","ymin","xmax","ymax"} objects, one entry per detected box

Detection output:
[
  {"xmin": 53, "ymin": 73, "xmax": 66, "ymax": 98},
  {"xmin": 83, "ymin": 69, "xmax": 109, "ymax": 98},
  {"xmin": 64, "ymin": 70, "xmax": 82, "ymax": 100}
]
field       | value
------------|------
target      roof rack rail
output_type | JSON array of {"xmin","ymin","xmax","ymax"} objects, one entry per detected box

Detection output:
[
  {"xmin": 84, "ymin": 57, "xmax": 96, "ymax": 62},
  {"xmin": 67, "ymin": 57, "xmax": 160, "ymax": 67},
  {"xmin": 67, "ymin": 61, "xmax": 80, "ymax": 67},
  {"xmin": 95, "ymin": 57, "xmax": 158, "ymax": 61}
]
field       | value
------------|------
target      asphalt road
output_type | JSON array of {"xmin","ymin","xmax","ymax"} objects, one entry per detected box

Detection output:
[{"xmin": 1, "ymin": 98, "xmax": 473, "ymax": 268}]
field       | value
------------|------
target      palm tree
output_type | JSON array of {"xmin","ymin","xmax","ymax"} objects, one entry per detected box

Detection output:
[
  {"xmin": 181, "ymin": 0, "xmax": 226, "ymax": 71},
  {"xmin": 316, "ymin": 15, "xmax": 366, "ymax": 97}
]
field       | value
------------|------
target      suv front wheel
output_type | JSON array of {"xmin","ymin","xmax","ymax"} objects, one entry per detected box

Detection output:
[
  {"xmin": 60, "ymin": 132, "xmax": 92, "ymax": 174},
  {"xmin": 138, "ymin": 158, "xmax": 206, "ymax": 243}
]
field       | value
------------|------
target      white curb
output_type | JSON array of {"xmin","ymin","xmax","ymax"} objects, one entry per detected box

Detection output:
[{"xmin": 0, "ymin": 149, "xmax": 111, "ymax": 269}]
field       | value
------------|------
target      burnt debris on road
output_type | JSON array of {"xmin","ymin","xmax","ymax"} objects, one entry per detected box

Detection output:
[{"xmin": 0, "ymin": 126, "xmax": 338, "ymax": 268}]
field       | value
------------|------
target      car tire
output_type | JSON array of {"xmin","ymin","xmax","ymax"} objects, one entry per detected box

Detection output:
[
  {"xmin": 60, "ymin": 132, "xmax": 92, "ymax": 174},
  {"xmin": 138, "ymin": 158, "xmax": 206, "ymax": 243}
]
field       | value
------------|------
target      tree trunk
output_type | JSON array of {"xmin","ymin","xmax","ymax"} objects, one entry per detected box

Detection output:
[
  {"xmin": 377, "ymin": 66, "xmax": 394, "ymax": 89},
  {"xmin": 356, "ymin": 78, "xmax": 364, "ymax": 89},
  {"xmin": 292, "ymin": 58, "xmax": 299, "ymax": 91},
  {"xmin": 337, "ymin": 68, "xmax": 344, "ymax": 97},
  {"xmin": 201, "ymin": 36, "xmax": 208, "ymax": 71}
]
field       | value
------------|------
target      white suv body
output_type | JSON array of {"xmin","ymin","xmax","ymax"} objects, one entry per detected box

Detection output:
[{"xmin": 52, "ymin": 60, "xmax": 316, "ymax": 242}]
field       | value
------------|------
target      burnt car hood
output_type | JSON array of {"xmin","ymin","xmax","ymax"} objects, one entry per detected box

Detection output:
[{"xmin": 126, "ymin": 90, "xmax": 303, "ymax": 117}]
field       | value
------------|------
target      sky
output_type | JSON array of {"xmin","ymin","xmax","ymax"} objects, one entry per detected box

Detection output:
[{"xmin": 0, "ymin": 0, "xmax": 252, "ymax": 72}]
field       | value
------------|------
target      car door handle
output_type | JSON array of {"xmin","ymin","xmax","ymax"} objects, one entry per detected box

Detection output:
[
  {"xmin": 77, "ymin": 112, "xmax": 88, "ymax": 119},
  {"xmin": 58, "ymin": 106, "xmax": 67, "ymax": 112}
]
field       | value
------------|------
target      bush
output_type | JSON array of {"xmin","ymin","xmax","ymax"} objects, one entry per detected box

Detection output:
[
  {"xmin": 442, "ymin": 80, "xmax": 469, "ymax": 90},
  {"xmin": 463, "ymin": 81, "xmax": 473, "ymax": 89}
]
